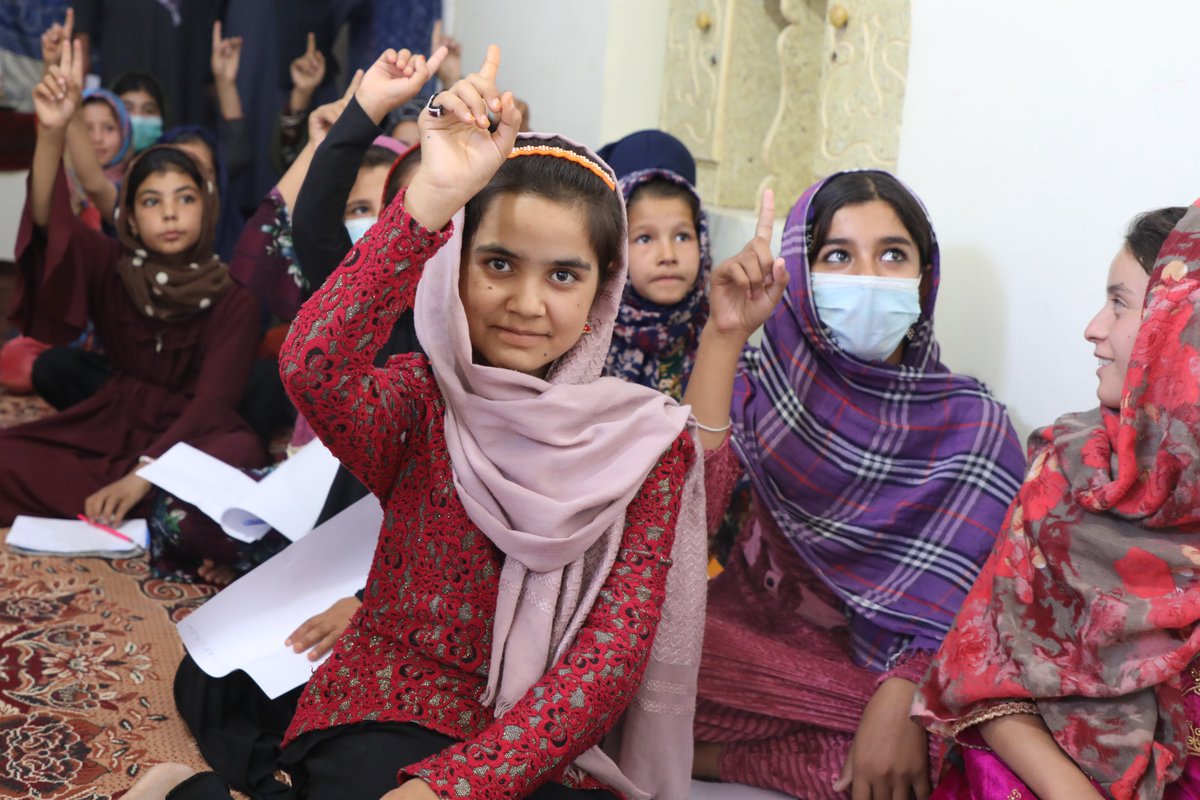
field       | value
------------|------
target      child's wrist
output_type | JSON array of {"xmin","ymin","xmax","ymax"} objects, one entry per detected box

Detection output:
[
  {"xmin": 403, "ymin": 175, "xmax": 458, "ymax": 232},
  {"xmin": 290, "ymin": 88, "xmax": 313, "ymax": 112}
]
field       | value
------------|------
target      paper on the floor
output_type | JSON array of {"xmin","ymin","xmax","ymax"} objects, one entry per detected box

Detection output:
[
  {"xmin": 5, "ymin": 515, "xmax": 149, "ymax": 557},
  {"xmin": 176, "ymin": 495, "xmax": 382, "ymax": 698},
  {"xmin": 137, "ymin": 439, "xmax": 341, "ymax": 543}
]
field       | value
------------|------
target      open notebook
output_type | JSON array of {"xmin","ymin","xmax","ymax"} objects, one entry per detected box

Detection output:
[{"xmin": 5, "ymin": 516, "xmax": 149, "ymax": 558}]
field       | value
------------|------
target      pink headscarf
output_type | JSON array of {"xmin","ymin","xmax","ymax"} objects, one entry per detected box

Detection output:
[{"xmin": 413, "ymin": 133, "xmax": 707, "ymax": 800}]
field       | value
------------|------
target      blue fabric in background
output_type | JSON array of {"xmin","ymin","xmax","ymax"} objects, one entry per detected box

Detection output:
[{"xmin": 0, "ymin": 0, "xmax": 72, "ymax": 59}]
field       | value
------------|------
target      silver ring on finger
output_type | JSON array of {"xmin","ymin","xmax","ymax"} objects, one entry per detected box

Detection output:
[{"xmin": 425, "ymin": 92, "xmax": 445, "ymax": 119}]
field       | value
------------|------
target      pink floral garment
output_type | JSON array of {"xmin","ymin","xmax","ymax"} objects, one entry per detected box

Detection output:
[{"xmin": 915, "ymin": 201, "xmax": 1200, "ymax": 800}]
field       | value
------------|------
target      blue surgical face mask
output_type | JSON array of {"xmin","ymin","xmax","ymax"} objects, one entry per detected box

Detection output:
[
  {"xmin": 344, "ymin": 216, "xmax": 378, "ymax": 244},
  {"xmin": 130, "ymin": 115, "xmax": 163, "ymax": 152},
  {"xmin": 810, "ymin": 272, "xmax": 921, "ymax": 362}
]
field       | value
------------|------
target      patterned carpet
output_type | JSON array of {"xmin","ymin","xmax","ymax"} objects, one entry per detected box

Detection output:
[
  {"xmin": 0, "ymin": 385, "xmax": 51, "ymax": 430},
  {"xmin": 1, "ymin": 388, "xmax": 218, "ymax": 798},
  {"xmin": 0, "ymin": 548, "xmax": 217, "ymax": 799}
]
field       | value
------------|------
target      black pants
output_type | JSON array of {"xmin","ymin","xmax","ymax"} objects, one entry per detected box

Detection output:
[
  {"xmin": 30, "ymin": 347, "xmax": 111, "ymax": 410},
  {"xmin": 167, "ymin": 719, "xmax": 617, "ymax": 800}
]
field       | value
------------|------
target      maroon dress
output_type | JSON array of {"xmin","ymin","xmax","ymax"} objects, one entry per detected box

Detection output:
[{"xmin": 0, "ymin": 169, "xmax": 265, "ymax": 526}]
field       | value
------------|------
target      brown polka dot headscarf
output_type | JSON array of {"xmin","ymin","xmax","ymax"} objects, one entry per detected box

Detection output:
[{"xmin": 114, "ymin": 144, "xmax": 232, "ymax": 323}]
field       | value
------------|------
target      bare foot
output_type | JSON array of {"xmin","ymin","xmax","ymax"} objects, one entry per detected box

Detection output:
[
  {"xmin": 123, "ymin": 763, "xmax": 196, "ymax": 800},
  {"xmin": 693, "ymin": 741, "xmax": 723, "ymax": 780},
  {"xmin": 197, "ymin": 559, "xmax": 239, "ymax": 587}
]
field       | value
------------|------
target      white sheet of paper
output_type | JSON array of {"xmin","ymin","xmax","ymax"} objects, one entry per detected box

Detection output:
[
  {"xmin": 175, "ymin": 496, "xmax": 382, "ymax": 698},
  {"xmin": 137, "ymin": 440, "xmax": 340, "ymax": 543},
  {"xmin": 137, "ymin": 443, "xmax": 261, "ymax": 541},
  {"xmin": 6, "ymin": 516, "xmax": 149, "ymax": 555},
  {"xmin": 219, "ymin": 438, "xmax": 341, "ymax": 542}
]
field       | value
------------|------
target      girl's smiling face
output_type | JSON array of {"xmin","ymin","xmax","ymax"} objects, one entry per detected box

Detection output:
[
  {"xmin": 459, "ymin": 193, "xmax": 601, "ymax": 378},
  {"xmin": 83, "ymin": 101, "xmax": 122, "ymax": 164},
  {"xmin": 1085, "ymin": 247, "xmax": 1150, "ymax": 409},
  {"xmin": 626, "ymin": 194, "xmax": 701, "ymax": 305},
  {"xmin": 129, "ymin": 168, "xmax": 204, "ymax": 256}
]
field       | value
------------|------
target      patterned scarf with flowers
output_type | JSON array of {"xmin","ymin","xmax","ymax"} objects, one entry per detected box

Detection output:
[{"xmin": 915, "ymin": 200, "xmax": 1200, "ymax": 800}]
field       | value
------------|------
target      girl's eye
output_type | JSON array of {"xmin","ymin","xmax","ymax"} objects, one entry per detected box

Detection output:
[
  {"xmin": 141, "ymin": 197, "xmax": 158, "ymax": 207},
  {"xmin": 485, "ymin": 258, "xmax": 512, "ymax": 273},
  {"xmin": 550, "ymin": 270, "xmax": 578, "ymax": 285},
  {"xmin": 1110, "ymin": 296, "xmax": 1126, "ymax": 311},
  {"xmin": 820, "ymin": 249, "xmax": 849, "ymax": 263},
  {"xmin": 675, "ymin": 232, "xmax": 693, "ymax": 243},
  {"xmin": 347, "ymin": 204, "xmax": 370, "ymax": 217},
  {"xmin": 881, "ymin": 248, "xmax": 907, "ymax": 263},
  {"xmin": 180, "ymin": 194, "xmax": 197, "ymax": 205},
  {"xmin": 633, "ymin": 234, "xmax": 652, "ymax": 245}
]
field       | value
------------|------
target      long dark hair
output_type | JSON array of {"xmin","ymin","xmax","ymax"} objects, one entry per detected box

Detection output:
[
  {"xmin": 110, "ymin": 70, "xmax": 168, "ymax": 120},
  {"xmin": 808, "ymin": 171, "xmax": 933, "ymax": 269},
  {"xmin": 462, "ymin": 137, "xmax": 624, "ymax": 283},
  {"xmin": 1126, "ymin": 207, "xmax": 1189, "ymax": 274}
]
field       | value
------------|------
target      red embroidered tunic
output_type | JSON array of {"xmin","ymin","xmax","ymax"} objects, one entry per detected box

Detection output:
[{"xmin": 279, "ymin": 192, "xmax": 695, "ymax": 799}]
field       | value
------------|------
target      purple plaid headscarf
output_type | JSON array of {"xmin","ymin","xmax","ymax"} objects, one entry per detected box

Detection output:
[{"xmin": 730, "ymin": 170, "xmax": 1026, "ymax": 668}]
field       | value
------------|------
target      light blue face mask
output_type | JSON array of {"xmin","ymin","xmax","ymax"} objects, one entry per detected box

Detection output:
[
  {"xmin": 810, "ymin": 272, "xmax": 921, "ymax": 362},
  {"xmin": 344, "ymin": 216, "xmax": 378, "ymax": 244},
  {"xmin": 130, "ymin": 115, "xmax": 163, "ymax": 152}
]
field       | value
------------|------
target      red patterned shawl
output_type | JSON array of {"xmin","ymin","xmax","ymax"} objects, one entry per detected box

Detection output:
[{"xmin": 915, "ymin": 201, "xmax": 1200, "ymax": 800}]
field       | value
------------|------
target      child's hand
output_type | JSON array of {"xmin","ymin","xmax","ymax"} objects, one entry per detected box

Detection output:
[
  {"xmin": 430, "ymin": 19, "xmax": 462, "ymax": 86},
  {"xmin": 284, "ymin": 595, "xmax": 361, "ymax": 660},
  {"xmin": 40, "ymin": 8, "xmax": 72, "ymax": 72},
  {"xmin": 32, "ymin": 36, "xmax": 83, "ymax": 131},
  {"xmin": 210, "ymin": 20, "xmax": 242, "ymax": 86},
  {"xmin": 84, "ymin": 471, "xmax": 152, "ymax": 527},
  {"xmin": 306, "ymin": 69, "xmax": 363, "ymax": 146},
  {"xmin": 355, "ymin": 45, "xmax": 447, "ymax": 126},
  {"xmin": 706, "ymin": 188, "xmax": 788, "ymax": 341},
  {"xmin": 289, "ymin": 32, "xmax": 326, "ymax": 107},
  {"xmin": 403, "ymin": 45, "xmax": 522, "ymax": 232},
  {"xmin": 834, "ymin": 677, "xmax": 931, "ymax": 800}
]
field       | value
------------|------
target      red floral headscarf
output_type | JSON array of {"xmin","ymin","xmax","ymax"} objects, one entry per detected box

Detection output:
[{"xmin": 915, "ymin": 200, "xmax": 1200, "ymax": 800}]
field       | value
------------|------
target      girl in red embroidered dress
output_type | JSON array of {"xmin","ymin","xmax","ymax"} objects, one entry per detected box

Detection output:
[{"xmin": 126, "ymin": 46, "xmax": 708, "ymax": 800}]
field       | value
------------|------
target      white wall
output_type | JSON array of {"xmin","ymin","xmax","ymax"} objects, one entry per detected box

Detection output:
[
  {"xmin": 449, "ymin": 0, "xmax": 667, "ymax": 150},
  {"xmin": 0, "ymin": 172, "xmax": 25, "ymax": 261},
  {"xmin": 898, "ymin": 0, "xmax": 1200, "ymax": 438}
]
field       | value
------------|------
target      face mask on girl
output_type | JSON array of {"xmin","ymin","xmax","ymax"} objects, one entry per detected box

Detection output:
[
  {"xmin": 344, "ymin": 216, "xmax": 378, "ymax": 244},
  {"xmin": 811, "ymin": 273, "xmax": 921, "ymax": 362},
  {"xmin": 130, "ymin": 115, "xmax": 164, "ymax": 152}
]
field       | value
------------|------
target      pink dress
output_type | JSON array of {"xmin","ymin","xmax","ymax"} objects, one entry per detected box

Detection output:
[
  {"xmin": 931, "ymin": 664, "xmax": 1200, "ymax": 799},
  {"xmin": 696, "ymin": 441, "xmax": 935, "ymax": 799}
]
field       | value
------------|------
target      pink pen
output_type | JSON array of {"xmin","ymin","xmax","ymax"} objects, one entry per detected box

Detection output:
[{"xmin": 76, "ymin": 514, "xmax": 137, "ymax": 545}]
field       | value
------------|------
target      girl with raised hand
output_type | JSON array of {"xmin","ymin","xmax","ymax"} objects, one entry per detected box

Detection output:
[
  {"xmin": 124, "ymin": 44, "xmax": 706, "ymax": 800},
  {"xmin": 685, "ymin": 171, "xmax": 1025, "ymax": 799},
  {"xmin": 915, "ymin": 205, "xmax": 1200, "ymax": 800},
  {"xmin": 600, "ymin": 130, "xmax": 711, "ymax": 401},
  {"xmin": 0, "ymin": 37, "xmax": 263, "ymax": 529}
]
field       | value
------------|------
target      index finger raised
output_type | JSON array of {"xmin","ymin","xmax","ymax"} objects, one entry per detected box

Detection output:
[
  {"xmin": 755, "ymin": 187, "xmax": 775, "ymax": 242},
  {"xmin": 342, "ymin": 68, "xmax": 363, "ymax": 101},
  {"xmin": 63, "ymin": 7, "xmax": 74, "ymax": 42},
  {"xmin": 478, "ymin": 44, "xmax": 501, "ymax": 82},
  {"xmin": 306, "ymin": 31, "xmax": 316, "ymax": 57}
]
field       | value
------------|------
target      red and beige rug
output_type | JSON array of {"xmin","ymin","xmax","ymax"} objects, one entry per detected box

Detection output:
[{"xmin": 0, "ymin": 548, "xmax": 216, "ymax": 799}]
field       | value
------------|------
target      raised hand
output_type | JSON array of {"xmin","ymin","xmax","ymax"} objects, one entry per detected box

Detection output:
[
  {"xmin": 355, "ymin": 45, "xmax": 447, "ymax": 125},
  {"xmin": 289, "ymin": 31, "xmax": 327, "ymax": 107},
  {"xmin": 707, "ymin": 189, "xmax": 789, "ymax": 339},
  {"xmin": 403, "ymin": 45, "xmax": 522, "ymax": 231},
  {"xmin": 32, "ymin": 36, "xmax": 83, "ymax": 130},
  {"xmin": 40, "ymin": 7, "xmax": 73, "ymax": 72},
  {"xmin": 307, "ymin": 69, "xmax": 363, "ymax": 146},
  {"xmin": 210, "ymin": 20, "xmax": 243, "ymax": 85},
  {"xmin": 430, "ymin": 19, "xmax": 462, "ymax": 86}
]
